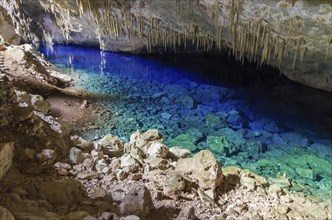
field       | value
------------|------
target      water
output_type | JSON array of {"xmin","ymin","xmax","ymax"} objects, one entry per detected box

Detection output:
[{"xmin": 38, "ymin": 44, "xmax": 332, "ymax": 199}]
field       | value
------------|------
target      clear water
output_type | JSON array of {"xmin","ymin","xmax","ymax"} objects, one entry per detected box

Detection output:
[{"xmin": 38, "ymin": 44, "xmax": 332, "ymax": 199}]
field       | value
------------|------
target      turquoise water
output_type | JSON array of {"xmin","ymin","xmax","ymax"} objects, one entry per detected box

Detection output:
[{"xmin": 39, "ymin": 45, "xmax": 332, "ymax": 199}]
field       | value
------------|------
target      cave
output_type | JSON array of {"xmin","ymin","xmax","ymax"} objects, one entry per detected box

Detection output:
[{"xmin": 0, "ymin": 0, "xmax": 332, "ymax": 219}]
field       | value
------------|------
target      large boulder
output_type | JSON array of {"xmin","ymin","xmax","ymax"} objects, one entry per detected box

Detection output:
[{"xmin": 176, "ymin": 150, "xmax": 223, "ymax": 192}]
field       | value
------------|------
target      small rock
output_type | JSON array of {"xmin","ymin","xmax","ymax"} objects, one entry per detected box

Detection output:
[
  {"xmin": 176, "ymin": 206, "xmax": 196, "ymax": 220},
  {"xmin": 163, "ymin": 171, "xmax": 186, "ymax": 194},
  {"xmin": 168, "ymin": 147, "xmax": 191, "ymax": 159},
  {"xmin": 120, "ymin": 185, "xmax": 154, "ymax": 218},
  {"xmin": 146, "ymin": 142, "xmax": 169, "ymax": 158},
  {"xmin": 17, "ymin": 148, "xmax": 36, "ymax": 161},
  {"xmin": 120, "ymin": 215, "xmax": 140, "ymax": 220},
  {"xmin": 97, "ymin": 134, "xmax": 124, "ymax": 157},
  {"xmin": 69, "ymin": 147, "xmax": 85, "ymax": 164},
  {"xmin": 0, "ymin": 142, "xmax": 14, "ymax": 180},
  {"xmin": 91, "ymin": 187, "xmax": 107, "ymax": 199},
  {"xmin": 66, "ymin": 211, "xmax": 90, "ymax": 220},
  {"xmin": 0, "ymin": 205, "xmax": 15, "ymax": 220},
  {"xmin": 240, "ymin": 175, "xmax": 256, "ymax": 190},
  {"xmin": 176, "ymin": 150, "xmax": 223, "ymax": 195},
  {"xmin": 277, "ymin": 204, "xmax": 290, "ymax": 215},
  {"xmin": 30, "ymin": 94, "xmax": 50, "ymax": 114}
]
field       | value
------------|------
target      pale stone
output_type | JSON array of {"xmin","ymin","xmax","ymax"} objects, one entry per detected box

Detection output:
[
  {"xmin": 163, "ymin": 171, "xmax": 186, "ymax": 194},
  {"xmin": 0, "ymin": 142, "xmax": 14, "ymax": 180},
  {"xmin": 176, "ymin": 150, "xmax": 223, "ymax": 193},
  {"xmin": 168, "ymin": 146, "xmax": 191, "ymax": 159},
  {"xmin": 97, "ymin": 134, "xmax": 124, "ymax": 157},
  {"xmin": 30, "ymin": 94, "xmax": 50, "ymax": 114},
  {"xmin": 176, "ymin": 206, "xmax": 196, "ymax": 220},
  {"xmin": 146, "ymin": 141, "xmax": 169, "ymax": 158},
  {"xmin": 0, "ymin": 205, "xmax": 15, "ymax": 220},
  {"xmin": 240, "ymin": 176, "xmax": 256, "ymax": 190}
]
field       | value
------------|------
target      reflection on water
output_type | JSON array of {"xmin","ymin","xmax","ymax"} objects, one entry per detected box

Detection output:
[{"xmin": 38, "ymin": 44, "xmax": 332, "ymax": 199}]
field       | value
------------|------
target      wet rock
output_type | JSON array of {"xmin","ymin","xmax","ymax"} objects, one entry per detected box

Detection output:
[
  {"xmin": 176, "ymin": 150, "xmax": 223, "ymax": 194},
  {"xmin": 176, "ymin": 206, "xmax": 196, "ymax": 220},
  {"xmin": 205, "ymin": 113, "xmax": 225, "ymax": 130},
  {"xmin": 120, "ymin": 185, "xmax": 154, "ymax": 218},
  {"xmin": 168, "ymin": 134, "xmax": 197, "ymax": 152},
  {"xmin": 295, "ymin": 167, "xmax": 316, "ymax": 180},
  {"xmin": 30, "ymin": 94, "xmax": 50, "ymax": 114},
  {"xmin": 268, "ymin": 177, "xmax": 291, "ymax": 188},
  {"xmin": 176, "ymin": 95, "xmax": 194, "ymax": 109},
  {"xmin": 0, "ymin": 142, "xmax": 14, "ymax": 180},
  {"xmin": 97, "ymin": 134, "xmax": 124, "ymax": 157},
  {"xmin": 0, "ymin": 205, "xmax": 15, "ymax": 220},
  {"xmin": 207, "ymin": 135, "xmax": 235, "ymax": 156},
  {"xmin": 226, "ymin": 110, "xmax": 248, "ymax": 130},
  {"xmin": 146, "ymin": 142, "xmax": 168, "ymax": 158}
]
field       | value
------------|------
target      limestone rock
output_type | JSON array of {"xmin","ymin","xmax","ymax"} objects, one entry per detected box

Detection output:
[
  {"xmin": 97, "ymin": 134, "xmax": 124, "ymax": 157},
  {"xmin": 120, "ymin": 185, "xmax": 154, "ymax": 218},
  {"xmin": 0, "ymin": 205, "xmax": 15, "ymax": 220},
  {"xmin": 127, "ymin": 129, "xmax": 163, "ymax": 156},
  {"xmin": 146, "ymin": 142, "xmax": 169, "ymax": 158},
  {"xmin": 120, "ymin": 154, "xmax": 141, "ymax": 172},
  {"xmin": 30, "ymin": 94, "xmax": 50, "ymax": 114},
  {"xmin": 121, "ymin": 215, "xmax": 140, "ymax": 220},
  {"xmin": 176, "ymin": 150, "xmax": 223, "ymax": 192},
  {"xmin": 163, "ymin": 171, "xmax": 186, "ymax": 194},
  {"xmin": 240, "ymin": 175, "xmax": 256, "ymax": 190},
  {"xmin": 168, "ymin": 147, "xmax": 191, "ymax": 159},
  {"xmin": 176, "ymin": 206, "xmax": 196, "ymax": 220},
  {"xmin": 0, "ymin": 142, "xmax": 14, "ymax": 180},
  {"xmin": 69, "ymin": 147, "xmax": 85, "ymax": 164}
]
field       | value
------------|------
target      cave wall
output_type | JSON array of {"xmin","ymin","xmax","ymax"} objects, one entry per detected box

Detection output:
[{"xmin": 0, "ymin": 0, "xmax": 331, "ymax": 92}]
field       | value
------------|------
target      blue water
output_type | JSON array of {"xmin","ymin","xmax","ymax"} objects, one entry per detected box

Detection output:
[{"xmin": 38, "ymin": 44, "xmax": 332, "ymax": 199}]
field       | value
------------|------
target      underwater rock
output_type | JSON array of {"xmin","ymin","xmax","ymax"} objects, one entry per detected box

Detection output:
[
  {"xmin": 207, "ymin": 135, "xmax": 235, "ymax": 156},
  {"xmin": 168, "ymin": 133, "xmax": 198, "ymax": 152}
]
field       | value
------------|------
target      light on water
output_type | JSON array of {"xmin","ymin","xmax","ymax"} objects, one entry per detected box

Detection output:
[{"xmin": 38, "ymin": 45, "xmax": 332, "ymax": 199}]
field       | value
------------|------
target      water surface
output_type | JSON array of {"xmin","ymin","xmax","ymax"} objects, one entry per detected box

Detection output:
[{"xmin": 39, "ymin": 44, "xmax": 332, "ymax": 199}]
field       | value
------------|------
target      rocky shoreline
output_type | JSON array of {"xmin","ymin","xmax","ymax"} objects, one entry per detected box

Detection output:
[{"xmin": 0, "ymin": 38, "xmax": 331, "ymax": 219}]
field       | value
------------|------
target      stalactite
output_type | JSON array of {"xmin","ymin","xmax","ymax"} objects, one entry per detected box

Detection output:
[
  {"xmin": 292, "ymin": 37, "xmax": 303, "ymax": 70},
  {"xmin": 326, "ymin": 36, "xmax": 332, "ymax": 61}
]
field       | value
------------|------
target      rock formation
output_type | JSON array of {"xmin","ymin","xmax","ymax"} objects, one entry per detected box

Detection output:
[{"xmin": 0, "ymin": 0, "xmax": 331, "ymax": 91}]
